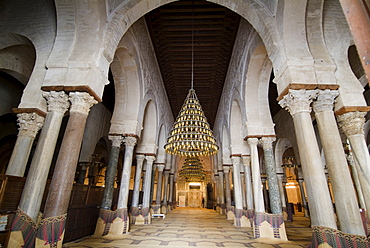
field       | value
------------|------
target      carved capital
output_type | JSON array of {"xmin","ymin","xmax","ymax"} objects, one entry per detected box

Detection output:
[
  {"xmin": 231, "ymin": 156, "xmax": 241, "ymax": 165},
  {"xmin": 279, "ymin": 89, "xmax": 318, "ymax": 115},
  {"xmin": 312, "ymin": 89, "xmax": 338, "ymax": 113},
  {"xmin": 42, "ymin": 91, "xmax": 70, "ymax": 113},
  {"xmin": 247, "ymin": 137, "xmax": 259, "ymax": 147},
  {"xmin": 108, "ymin": 135, "xmax": 124, "ymax": 148},
  {"xmin": 145, "ymin": 155, "xmax": 156, "ymax": 164},
  {"xmin": 136, "ymin": 154, "xmax": 145, "ymax": 165},
  {"xmin": 337, "ymin": 111, "xmax": 366, "ymax": 137},
  {"xmin": 124, "ymin": 136, "xmax": 137, "ymax": 147},
  {"xmin": 259, "ymin": 137, "xmax": 275, "ymax": 149},
  {"xmin": 223, "ymin": 166, "xmax": 230, "ymax": 174},
  {"xmin": 156, "ymin": 164, "xmax": 165, "ymax": 171},
  {"xmin": 69, "ymin": 92, "xmax": 97, "ymax": 116},
  {"xmin": 17, "ymin": 113, "xmax": 44, "ymax": 137},
  {"xmin": 241, "ymin": 156, "xmax": 251, "ymax": 167}
]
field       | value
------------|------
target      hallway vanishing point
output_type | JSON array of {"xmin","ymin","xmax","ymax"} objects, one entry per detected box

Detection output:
[{"xmin": 63, "ymin": 208, "xmax": 312, "ymax": 248}]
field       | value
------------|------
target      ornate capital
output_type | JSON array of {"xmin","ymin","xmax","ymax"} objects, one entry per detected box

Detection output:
[
  {"xmin": 42, "ymin": 91, "xmax": 70, "ymax": 113},
  {"xmin": 136, "ymin": 154, "xmax": 145, "ymax": 165},
  {"xmin": 124, "ymin": 136, "xmax": 137, "ymax": 147},
  {"xmin": 156, "ymin": 164, "xmax": 165, "ymax": 171},
  {"xmin": 312, "ymin": 89, "xmax": 338, "ymax": 113},
  {"xmin": 247, "ymin": 137, "xmax": 259, "ymax": 147},
  {"xmin": 145, "ymin": 155, "xmax": 156, "ymax": 164},
  {"xmin": 231, "ymin": 156, "xmax": 241, "ymax": 165},
  {"xmin": 259, "ymin": 137, "xmax": 276, "ymax": 149},
  {"xmin": 223, "ymin": 166, "xmax": 230, "ymax": 174},
  {"xmin": 241, "ymin": 156, "xmax": 251, "ymax": 167},
  {"xmin": 279, "ymin": 89, "xmax": 318, "ymax": 115},
  {"xmin": 337, "ymin": 111, "xmax": 366, "ymax": 137},
  {"xmin": 108, "ymin": 135, "xmax": 124, "ymax": 148},
  {"xmin": 69, "ymin": 92, "xmax": 97, "ymax": 116},
  {"xmin": 17, "ymin": 113, "xmax": 44, "ymax": 137}
]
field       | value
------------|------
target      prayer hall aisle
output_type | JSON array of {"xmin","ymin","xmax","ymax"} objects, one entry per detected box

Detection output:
[{"xmin": 63, "ymin": 208, "xmax": 311, "ymax": 248}]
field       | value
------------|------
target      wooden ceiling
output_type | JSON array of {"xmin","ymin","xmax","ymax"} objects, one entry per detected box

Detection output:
[{"xmin": 145, "ymin": 0, "xmax": 240, "ymax": 127}]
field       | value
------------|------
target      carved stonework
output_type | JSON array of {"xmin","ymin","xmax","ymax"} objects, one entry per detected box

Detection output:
[
  {"xmin": 247, "ymin": 137, "xmax": 259, "ymax": 147},
  {"xmin": 242, "ymin": 156, "xmax": 251, "ymax": 167},
  {"xmin": 17, "ymin": 113, "xmax": 44, "ymax": 137},
  {"xmin": 124, "ymin": 136, "xmax": 137, "ymax": 147},
  {"xmin": 69, "ymin": 92, "xmax": 98, "ymax": 116},
  {"xmin": 279, "ymin": 89, "xmax": 318, "ymax": 115},
  {"xmin": 145, "ymin": 155, "xmax": 156, "ymax": 164},
  {"xmin": 108, "ymin": 135, "xmax": 124, "ymax": 148},
  {"xmin": 42, "ymin": 91, "xmax": 70, "ymax": 113},
  {"xmin": 337, "ymin": 111, "xmax": 366, "ymax": 137},
  {"xmin": 259, "ymin": 137, "xmax": 276, "ymax": 149},
  {"xmin": 312, "ymin": 89, "xmax": 339, "ymax": 113},
  {"xmin": 136, "ymin": 154, "xmax": 145, "ymax": 165},
  {"xmin": 156, "ymin": 164, "xmax": 165, "ymax": 172},
  {"xmin": 223, "ymin": 166, "xmax": 230, "ymax": 174}
]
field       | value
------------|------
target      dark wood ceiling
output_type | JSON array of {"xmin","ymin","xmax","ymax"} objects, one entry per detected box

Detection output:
[{"xmin": 145, "ymin": 0, "xmax": 240, "ymax": 127}]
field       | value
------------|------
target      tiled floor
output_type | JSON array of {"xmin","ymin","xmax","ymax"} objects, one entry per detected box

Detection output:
[{"xmin": 63, "ymin": 208, "xmax": 312, "ymax": 248}]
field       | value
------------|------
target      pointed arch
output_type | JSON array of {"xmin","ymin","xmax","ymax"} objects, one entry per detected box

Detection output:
[{"xmin": 136, "ymin": 100, "xmax": 157, "ymax": 154}]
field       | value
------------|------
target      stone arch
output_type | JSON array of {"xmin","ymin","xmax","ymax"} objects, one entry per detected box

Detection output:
[
  {"xmin": 136, "ymin": 100, "xmax": 157, "ymax": 154},
  {"xmin": 109, "ymin": 46, "xmax": 142, "ymax": 136},
  {"xmin": 230, "ymin": 100, "xmax": 243, "ymax": 155},
  {"xmin": 274, "ymin": 138, "xmax": 293, "ymax": 174},
  {"xmin": 244, "ymin": 45, "xmax": 274, "ymax": 136}
]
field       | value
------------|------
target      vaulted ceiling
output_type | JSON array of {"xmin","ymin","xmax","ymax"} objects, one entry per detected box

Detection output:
[{"xmin": 145, "ymin": 0, "xmax": 241, "ymax": 127}]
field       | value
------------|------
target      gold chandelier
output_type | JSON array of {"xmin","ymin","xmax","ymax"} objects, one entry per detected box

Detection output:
[{"xmin": 179, "ymin": 156, "xmax": 205, "ymax": 182}]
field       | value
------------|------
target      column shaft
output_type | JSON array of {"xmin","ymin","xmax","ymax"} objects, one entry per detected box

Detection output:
[
  {"xmin": 155, "ymin": 165, "xmax": 165, "ymax": 205},
  {"xmin": 162, "ymin": 171, "xmax": 170, "ymax": 205},
  {"xmin": 131, "ymin": 154, "xmax": 145, "ymax": 208},
  {"xmin": 143, "ymin": 156, "xmax": 155, "ymax": 208},
  {"xmin": 231, "ymin": 156, "xmax": 243, "ymax": 210},
  {"xmin": 242, "ymin": 156, "xmax": 254, "ymax": 210},
  {"xmin": 223, "ymin": 167, "xmax": 232, "ymax": 208}
]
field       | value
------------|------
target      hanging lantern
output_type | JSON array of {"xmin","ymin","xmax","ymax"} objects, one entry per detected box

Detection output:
[{"xmin": 179, "ymin": 156, "xmax": 205, "ymax": 182}]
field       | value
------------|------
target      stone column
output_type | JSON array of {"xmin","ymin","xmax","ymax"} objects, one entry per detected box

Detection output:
[
  {"xmin": 142, "ymin": 155, "xmax": 155, "ymax": 223},
  {"xmin": 337, "ymin": 111, "xmax": 370, "ymax": 219},
  {"xmin": 77, "ymin": 162, "xmax": 88, "ymax": 184},
  {"xmin": 240, "ymin": 170, "xmax": 247, "ymax": 210},
  {"xmin": 279, "ymin": 89, "xmax": 337, "ymax": 229},
  {"xmin": 40, "ymin": 92, "xmax": 96, "ymax": 246},
  {"xmin": 242, "ymin": 156, "xmax": 254, "ymax": 212},
  {"xmin": 131, "ymin": 154, "xmax": 145, "ymax": 210},
  {"xmin": 155, "ymin": 164, "xmax": 165, "ymax": 205},
  {"xmin": 313, "ymin": 90, "xmax": 364, "ymax": 235},
  {"xmin": 168, "ymin": 173, "xmax": 174, "ymax": 210},
  {"xmin": 6, "ymin": 112, "xmax": 44, "ymax": 177},
  {"xmin": 346, "ymin": 152, "xmax": 366, "ymax": 210},
  {"xmin": 162, "ymin": 170, "xmax": 170, "ymax": 213},
  {"xmin": 150, "ymin": 164, "xmax": 157, "ymax": 206},
  {"xmin": 101, "ymin": 135, "xmax": 124, "ymax": 210},
  {"xmin": 248, "ymin": 138, "xmax": 265, "ymax": 213},
  {"xmin": 260, "ymin": 137, "xmax": 282, "ymax": 214},
  {"xmin": 117, "ymin": 136, "xmax": 137, "ymax": 210},
  {"xmin": 214, "ymin": 173, "xmax": 220, "ymax": 210},
  {"xmin": 298, "ymin": 179, "xmax": 309, "ymax": 217},
  {"xmin": 18, "ymin": 92, "xmax": 70, "ymax": 221},
  {"xmin": 218, "ymin": 170, "xmax": 226, "ymax": 213},
  {"xmin": 277, "ymin": 174, "xmax": 288, "ymax": 218},
  {"xmin": 223, "ymin": 166, "xmax": 233, "ymax": 220},
  {"xmin": 261, "ymin": 178, "xmax": 270, "ymax": 212}
]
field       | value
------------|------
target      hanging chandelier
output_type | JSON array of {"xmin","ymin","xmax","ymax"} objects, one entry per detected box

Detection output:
[
  {"xmin": 164, "ymin": 11, "xmax": 218, "ymax": 158},
  {"xmin": 179, "ymin": 156, "xmax": 205, "ymax": 182}
]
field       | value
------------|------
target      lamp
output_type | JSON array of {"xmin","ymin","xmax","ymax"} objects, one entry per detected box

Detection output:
[
  {"xmin": 179, "ymin": 156, "xmax": 205, "ymax": 182},
  {"xmin": 164, "ymin": 9, "xmax": 218, "ymax": 158}
]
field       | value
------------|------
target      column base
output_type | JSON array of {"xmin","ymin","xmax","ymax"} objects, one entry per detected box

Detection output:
[
  {"xmin": 220, "ymin": 204, "xmax": 226, "ymax": 214},
  {"xmin": 227, "ymin": 206, "xmax": 235, "ymax": 220},
  {"xmin": 253, "ymin": 212, "xmax": 287, "ymax": 240},
  {"xmin": 36, "ymin": 213, "xmax": 67, "ymax": 248},
  {"xmin": 234, "ymin": 209, "xmax": 251, "ymax": 227},
  {"xmin": 8, "ymin": 208, "xmax": 37, "ymax": 248},
  {"xmin": 168, "ymin": 202, "xmax": 173, "ymax": 211},
  {"xmin": 151, "ymin": 204, "xmax": 161, "ymax": 214},
  {"xmin": 310, "ymin": 226, "xmax": 370, "ymax": 247},
  {"xmin": 161, "ymin": 203, "xmax": 168, "ymax": 214},
  {"xmin": 94, "ymin": 208, "xmax": 129, "ymax": 238}
]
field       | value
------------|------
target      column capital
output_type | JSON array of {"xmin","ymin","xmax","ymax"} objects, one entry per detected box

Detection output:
[
  {"xmin": 279, "ymin": 89, "xmax": 318, "ymax": 115},
  {"xmin": 69, "ymin": 92, "xmax": 97, "ymax": 116},
  {"xmin": 231, "ymin": 156, "xmax": 242, "ymax": 164},
  {"xmin": 42, "ymin": 91, "xmax": 70, "ymax": 113},
  {"xmin": 312, "ymin": 89, "xmax": 338, "ymax": 113},
  {"xmin": 259, "ymin": 137, "xmax": 276, "ymax": 149},
  {"xmin": 136, "ymin": 154, "xmax": 145, "ymax": 164},
  {"xmin": 337, "ymin": 111, "xmax": 366, "ymax": 137},
  {"xmin": 108, "ymin": 135, "xmax": 124, "ymax": 148},
  {"xmin": 124, "ymin": 136, "xmax": 137, "ymax": 147},
  {"xmin": 17, "ymin": 112, "xmax": 44, "ymax": 137},
  {"xmin": 247, "ymin": 137, "xmax": 259, "ymax": 146},
  {"xmin": 156, "ymin": 163, "xmax": 165, "ymax": 171},
  {"xmin": 223, "ymin": 166, "xmax": 230, "ymax": 174},
  {"xmin": 145, "ymin": 155, "xmax": 156, "ymax": 164},
  {"xmin": 241, "ymin": 155, "xmax": 251, "ymax": 166}
]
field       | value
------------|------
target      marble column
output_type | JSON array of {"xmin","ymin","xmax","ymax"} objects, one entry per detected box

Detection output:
[
  {"xmin": 116, "ymin": 136, "xmax": 137, "ymax": 210},
  {"xmin": 150, "ymin": 164, "xmax": 157, "ymax": 206},
  {"xmin": 240, "ymin": 170, "xmax": 247, "ymax": 210},
  {"xmin": 131, "ymin": 154, "xmax": 145, "ymax": 210},
  {"xmin": 277, "ymin": 174, "xmax": 288, "ymax": 217},
  {"xmin": 215, "ymin": 173, "xmax": 220, "ymax": 210},
  {"xmin": 231, "ymin": 156, "xmax": 243, "ymax": 210},
  {"xmin": 218, "ymin": 170, "xmax": 226, "ymax": 213},
  {"xmin": 298, "ymin": 179, "xmax": 309, "ymax": 217},
  {"xmin": 260, "ymin": 137, "xmax": 282, "ymax": 214},
  {"xmin": 101, "ymin": 135, "xmax": 124, "ymax": 210},
  {"xmin": 168, "ymin": 173, "xmax": 174, "ymax": 210},
  {"xmin": 155, "ymin": 164, "xmax": 165, "ymax": 205},
  {"xmin": 337, "ymin": 111, "xmax": 370, "ymax": 220},
  {"xmin": 6, "ymin": 112, "xmax": 44, "ymax": 177},
  {"xmin": 143, "ymin": 156, "xmax": 155, "ymax": 223},
  {"xmin": 40, "ymin": 92, "xmax": 96, "ymax": 246},
  {"xmin": 261, "ymin": 178, "xmax": 270, "ymax": 212},
  {"xmin": 313, "ymin": 90, "xmax": 364, "ymax": 235},
  {"xmin": 346, "ymin": 152, "xmax": 366, "ymax": 210},
  {"xmin": 223, "ymin": 166, "xmax": 232, "ymax": 219},
  {"xmin": 248, "ymin": 138, "xmax": 265, "ymax": 213},
  {"xmin": 18, "ymin": 91, "xmax": 69, "ymax": 221},
  {"xmin": 279, "ymin": 89, "xmax": 337, "ymax": 229},
  {"xmin": 162, "ymin": 170, "xmax": 170, "ymax": 212},
  {"xmin": 242, "ymin": 156, "xmax": 254, "ymax": 211}
]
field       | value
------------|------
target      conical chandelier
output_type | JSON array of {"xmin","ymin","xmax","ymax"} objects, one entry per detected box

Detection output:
[
  {"xmin": 164, "ymin": 11, "xmax": 218, "ymax": 158},
  {"xmin": 179, "ymin": 156, "xmax": 205, "ymax": 182}
]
